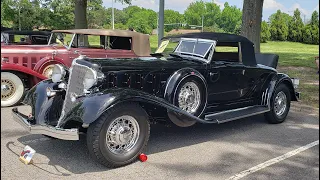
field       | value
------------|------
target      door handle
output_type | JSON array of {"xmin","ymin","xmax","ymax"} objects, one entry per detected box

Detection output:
[{"xmin": 210, "ymin": 72, "xmax": 219, "ymax": 76}]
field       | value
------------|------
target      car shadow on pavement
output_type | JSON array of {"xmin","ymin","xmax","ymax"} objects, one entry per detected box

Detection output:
[{"xmin": 10, "ymin": 112, "xmax": 319, "ymax": 176}]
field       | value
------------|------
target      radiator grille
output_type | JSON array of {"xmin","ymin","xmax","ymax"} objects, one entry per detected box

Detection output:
[{"xmin": 57, "ymin": 60, "xmax": 89, "ymax": 126}]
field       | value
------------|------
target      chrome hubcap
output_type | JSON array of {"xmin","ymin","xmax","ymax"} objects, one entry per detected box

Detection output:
[
  {"xmin": 42, "ymin": 65, "xmax": 55, "ymax": 78},
  {"xmin": 274, "ymin": 91, "xmax": 287, "ymax": 117},
  {"xmin": 1, "ymin": 79, "xmax": 16, "ymax": 100},
  {"xmin": 106, "ymin": 115, "xmax": 140, "ymax": 155},
  {"xmin": 178, "ymin": 82, "xmax": 201, "ymax": 114}
]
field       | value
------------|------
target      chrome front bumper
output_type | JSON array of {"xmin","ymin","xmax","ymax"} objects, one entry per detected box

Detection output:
[{"xmin": 12, "ymin": 108, "xmax": 79, "ymax": 140}]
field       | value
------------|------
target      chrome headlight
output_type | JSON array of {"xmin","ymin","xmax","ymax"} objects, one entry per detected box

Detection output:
[
  {"xmin": 51, "ymin": 64, "xmax": 66, "ymax": 83},
  {"xmin": 83, "ymin": 68, "xmax": 97, "ymax": 90}
]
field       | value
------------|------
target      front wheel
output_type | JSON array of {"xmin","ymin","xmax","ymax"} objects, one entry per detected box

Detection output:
[
  {"xmin": 265, "ymin": 84, "xmax": 291, "ymax": 124},
  {"xmin": 1, "ymin": 72, "xmax": 25, "ymax": 107},
  {"xmin": 86, "ymin": 103, "xmax": 150, "ymax": 168}
]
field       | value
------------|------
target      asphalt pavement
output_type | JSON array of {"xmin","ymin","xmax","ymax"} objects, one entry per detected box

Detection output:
[{"xmin": 1, "ymin": 105, "xmax": 319, "ymax": 180}]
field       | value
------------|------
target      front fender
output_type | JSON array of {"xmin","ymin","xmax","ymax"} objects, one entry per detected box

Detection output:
[
  {"xmin": 33, "ymin": 56, "xmax": 67, "ymax": 72},
  {"xmin": 276, "ymin": 73, "xmax": 298, "ymax": 101},
  {"xmin": 1, "ymin": 62, "xmax": 47, "ymax": 80},
  {"xmin": 59, "ymin": 88, "xmax": 215, "ymax": 128},
  {"xmin": 22, "ymin": 80, "xmax": 58, "ymax": 125}
]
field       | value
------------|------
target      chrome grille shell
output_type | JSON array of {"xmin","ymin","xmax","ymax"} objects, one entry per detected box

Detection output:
[{"xmin": 57, "ymin": 59, "xmax": 90, "ymax": 126}]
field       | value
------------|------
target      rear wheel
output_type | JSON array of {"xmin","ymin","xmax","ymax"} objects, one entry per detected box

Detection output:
[
  {"xmin": 1, "ymin": 72, "xmax": 25, "ymax": 107},
  {"xmin": 265, "ymin": 84, "xmax": 291, "ymax": 124},
  {"xmin": 87, "ymin": 103, "xmax": 150, "ymax": 168}
]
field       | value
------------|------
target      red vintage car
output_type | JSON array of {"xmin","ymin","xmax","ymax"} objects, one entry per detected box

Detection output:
[{"xmin": 1, "ymin": 29, "xmax": 151, "ymax": 107}]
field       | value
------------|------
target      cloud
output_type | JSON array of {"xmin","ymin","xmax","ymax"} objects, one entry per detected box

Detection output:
[
  {"xmin": 264, "ymin": 0, "xmax": 285, "ymax": 10},
  {"xmin": 213, "ymin": 0, "xmax": 224, "ymax": 9},
  {"xmin": 290, "ymin": 3, "xmax": 310, "ymax": 16},
  {"xmin": 313, "ymin": 4, "xmax": 319, "ymax": 12}
]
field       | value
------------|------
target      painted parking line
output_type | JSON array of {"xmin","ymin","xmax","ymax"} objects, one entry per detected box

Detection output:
[{"xmin": 227, "ymin": 140, "xmax": 319, "ymax": 180}]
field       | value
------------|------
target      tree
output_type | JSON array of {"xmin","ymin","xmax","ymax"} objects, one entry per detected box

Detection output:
[
  {"xmin": 164, "ymin": 10, "xmax": 184, "ymax": 32},
  {"xmin": 269, "ymin": 10, "xmax": 289, "ymax": 41},
  {"xmin": 75, "ymin": 0, "xmax": 131, "ymax": 29},
  {"xmin": 184, "ymin": 1, "xmax": 206, "ymax": 26},
  {"xmin": 310, "ymin": 11, "xmax": 319, "ymax": 27},
  {"xmin": 241, "ymin": 0, "xmax": 264, "ymax": 53},
  {"xmin": 303, "ymin": 11, "xmax": 319, "ymax": 45},
  {"xmin": 127, "ymin": 11, "xmax": 152, "ymax": 34},
  {"xmin": 218, "ymin": 2, "xmax": 242, "ymax": 33},
  {"xmin": 288, "ymin": 9, "xmax": 304, "ymax": 42},
  {"xmin": 260, "ymin": 21, "xmax": 270, "ymax": 43}
]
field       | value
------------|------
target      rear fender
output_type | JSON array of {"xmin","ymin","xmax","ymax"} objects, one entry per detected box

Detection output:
[
  {"xmin": 276, "ymin": 73, "xmax": 298, "ymax": 101},
  {"xmin": 164, "ymin": 68, "xmax": 207, "ymax": 103},
  {"xmin": 59, "ymin": 88, "xmax": 215, "ymax": 128}
]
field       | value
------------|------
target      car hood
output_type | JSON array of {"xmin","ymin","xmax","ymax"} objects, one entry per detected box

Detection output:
[{"xmin": 87, "ymin": 57, "xmax": 207, "ymax": 72}]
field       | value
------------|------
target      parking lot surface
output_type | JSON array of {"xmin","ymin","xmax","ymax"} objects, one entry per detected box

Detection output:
[{"xmin": 1, "ymin": 105, "xmax": 319, "ymax": 180}]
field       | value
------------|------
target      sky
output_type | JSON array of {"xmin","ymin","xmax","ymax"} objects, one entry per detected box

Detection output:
[{"xmin": 102, "ymin": 0, "xmax": 319, "ymax": 21}]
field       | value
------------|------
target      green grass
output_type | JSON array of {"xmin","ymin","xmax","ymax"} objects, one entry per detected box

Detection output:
[{"xmin": 261, "ymin": 41, "xmax": 319, "ymax": 68}]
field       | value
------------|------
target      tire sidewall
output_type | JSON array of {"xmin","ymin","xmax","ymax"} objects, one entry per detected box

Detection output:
[
  {"xmin": 1, "ymin": 72, "xmax": 25, "ymax": 107},
  {"xmin": 98, "ymin": 104, "xmax": 149, "ymax": 164},
  {"xmin": 269, "ymin": 84, "xmax": 291, "ymax": 123},
  {"xmin": 174, "ymin": 77, "xmax": 206, "ymax": 117}
]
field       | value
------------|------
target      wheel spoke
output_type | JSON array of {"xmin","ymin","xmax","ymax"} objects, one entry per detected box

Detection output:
[{"xmin": 106, "ymin": 115, "xmax": 140, "ymax": 155}]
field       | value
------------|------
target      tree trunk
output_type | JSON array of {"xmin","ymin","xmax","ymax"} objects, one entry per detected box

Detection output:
[
  {"xmin": 74, "ymin": 0, "xmax": 88, "ymax": 29},
  {"xmin": 241, "ymin": 0, "xmax": 264, "ymax": 53}
]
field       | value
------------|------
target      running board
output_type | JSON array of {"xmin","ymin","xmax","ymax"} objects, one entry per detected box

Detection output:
[{"xmin": 204, "ymin": 106, "xmax": 270, "ymax": 124}]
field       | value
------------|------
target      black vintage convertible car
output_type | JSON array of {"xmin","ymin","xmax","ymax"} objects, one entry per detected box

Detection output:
[{"xmin": 12, "ymin": 32, "xmax": 300, "ymax": 168}]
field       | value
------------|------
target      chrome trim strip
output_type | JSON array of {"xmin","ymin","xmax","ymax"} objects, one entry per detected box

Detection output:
[
  {"xmin": 211, "ymin": 109, "xmax": 270, "ymax": 124},
  {"xmin": 12, "ymin": 108, "xmax": 79, "ymax": 141}
]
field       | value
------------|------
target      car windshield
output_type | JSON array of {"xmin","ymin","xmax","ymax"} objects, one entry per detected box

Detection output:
[
  {"xmin": 154, "ymin": 38, "xmax": 216, "ymax": 62},
  {"xmin": 175, "ymin": 38, "xmax": 216, "ymax": 58},
  {"xmin": 48, "ymin": 32, "xmax": 74, "ymax": 48}
]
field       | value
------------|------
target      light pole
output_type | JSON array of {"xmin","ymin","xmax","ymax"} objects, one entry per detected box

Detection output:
[
  {"xmin": 18, "ymin": 1, "xmax": 21, "ymax": 30},
  {"xmin": 112, "ymin": 0, "xmax": 115, "ymax": 29},
  {"xmin": 158, "ymin": 0, "xmax": 164, "ymax": 46}
]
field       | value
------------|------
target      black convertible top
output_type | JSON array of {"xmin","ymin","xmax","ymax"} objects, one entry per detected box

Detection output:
[
  {"xmin": 1, "ymin": 30, "xmax": 51, "ymax": 36},
  {"xmin": 162, "ymin": 32, "xmax": 253, "ymax": 45},
  {"xmin": 163, "ymin": 32, "xmax": 257, "ymax": 66}
]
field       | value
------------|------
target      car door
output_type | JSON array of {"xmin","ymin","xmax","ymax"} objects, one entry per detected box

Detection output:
[{"xmin": 207, "ymin": 60, "xmax": 244, "ymax": 105}]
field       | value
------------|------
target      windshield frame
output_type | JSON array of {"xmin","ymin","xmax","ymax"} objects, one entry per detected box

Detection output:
[
  {"xmin": 48, "ymin": 32, "xmax": 76, "ymax": 50},
  {"xmin": 175, "ymin": 38, "xmax": 216, "ymax": 58}
]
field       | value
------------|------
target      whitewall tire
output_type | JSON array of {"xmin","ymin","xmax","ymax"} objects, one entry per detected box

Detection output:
[{"xmin": 1, "ymin": 72, "xmax": 25, "ymax": 107}]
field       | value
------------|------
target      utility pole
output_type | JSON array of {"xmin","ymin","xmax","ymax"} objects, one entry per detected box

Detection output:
[
  {"xmin": 158, "ymin": 0, "xmax": 164, "ymax": 46},
  {"xmin": 112, "ymin": 0, "xmax": 114, "ymax": 29},
  {"xmin": 201, "ymin": 15, "xmax": 204, "ymax": 32},
  {"xmin": 18, "ymin": 1, "xmax": 21, "ymax": 30}
]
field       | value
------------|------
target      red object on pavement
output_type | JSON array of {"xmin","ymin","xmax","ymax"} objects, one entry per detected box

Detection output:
[{"xmin": 139, "ymin": 153, "xmax": 148, "ymax": 162}]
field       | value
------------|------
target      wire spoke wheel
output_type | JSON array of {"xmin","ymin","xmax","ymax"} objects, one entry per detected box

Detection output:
[
  {"xmin": 273, "ymin": 91, "xmax": 287, "ymax": 117},
  {"xmin": 1, "ymin": 79, "xmax": 16, "ymax": 101},
  {"xmin": 178, "ymin": 82, "xmax": 201, "ymax": 114},
  {"xmin": 106, "ymin": 115, "xmax": 140, "ymax": 155}
]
